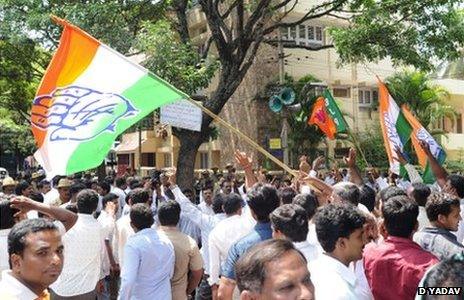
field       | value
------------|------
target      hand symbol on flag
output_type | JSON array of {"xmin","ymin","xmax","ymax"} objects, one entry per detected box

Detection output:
[{"xmin": 32, "ymin": 86, "xmax": 138, "ymax": 142}]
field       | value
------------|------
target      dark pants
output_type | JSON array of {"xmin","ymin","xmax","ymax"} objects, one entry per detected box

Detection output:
[
  {"xmin": 50, "ymin": 289, "xmax": 96, "ymax": 300},
  {"xmin": 195, "ymin": 274, "xmax": 212, "ymax": 300}
]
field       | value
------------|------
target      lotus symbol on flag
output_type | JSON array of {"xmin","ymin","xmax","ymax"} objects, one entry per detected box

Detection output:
[
  {"xmin": 315, "ymin": 109, "xmax": 326, "ymax": 123},
  {"xmin": 32, "ymin": 86, "xmax": 138, "ymax": 142}
]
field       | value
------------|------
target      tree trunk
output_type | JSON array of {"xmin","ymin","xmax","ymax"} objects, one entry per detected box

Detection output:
[{"xmin": 175, "ymin": 129, "xmax": 204, "ymax": 189}]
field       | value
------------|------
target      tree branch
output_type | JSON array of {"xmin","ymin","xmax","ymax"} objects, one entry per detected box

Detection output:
[
  {"xmin": 201, "ymin": 36, "xmax": 215, "ymax": 59},
  {"xmin": 220, "ymin": 0, "xmax": 239, "ymax": 19},
  {"xmin": 263, "ymin": 0, "xmax": 348, "ymax": 35},
  {"xmin": 271, "ymin": 0, "xmax": 297, "ymax": 11},
  {"xmin": 265, "ymin": 40, "xmax": 334, "ymax": 51},
  {"xmin": 327, "ymin": 12, "xmax": 351, "ymax": 21},
  {"xmin": 199, "ymin": 0, "xmax": 231, "ymax": 59},
  {"xmin": 173, "ymin": 0, "xmax": 190, "ymax": 43}
]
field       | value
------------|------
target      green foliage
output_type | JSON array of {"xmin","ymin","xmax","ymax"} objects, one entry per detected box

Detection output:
[
  {"xmin": 355, "ymin": 125, "xmax": 389, "ymax": 169},
  {"xmin": 445, "ymin": 160, "xmax": 464, "ymax": 173},
  {"xmin": 0, "ymin": 38, "xmax": 48, "ymax": 122},
  {"xmin": 0, "ymin": 115, "xmax": 36, "ymax": 158},
  {"xmin": 385, "ymin": 70, "xmax": 456, "ymax": 129},
  {"xmin": 0, "ymin": 0, "xmax": 169, "ymax": 54},
  {"xmin": 137, "ymin": 20, "xmax": 219, "ymax": 95},
  {"xmin": 330, "ymin": 1, "xmax": 464, "ymax": 71}
]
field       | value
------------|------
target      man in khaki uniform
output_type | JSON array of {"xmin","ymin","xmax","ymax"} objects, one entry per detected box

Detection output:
[
  {"xmin": 45, "ymin": 178, "xmax": 72, "ymax": 207},
  {"xmin": 157, "ymin": 200, "xmax": 204, "ymax": 300}
]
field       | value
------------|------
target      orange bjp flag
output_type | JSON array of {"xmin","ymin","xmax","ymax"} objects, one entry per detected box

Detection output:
[{"xmin": 308, "ymin": 97, "xmax": 337, "ymax": 139}]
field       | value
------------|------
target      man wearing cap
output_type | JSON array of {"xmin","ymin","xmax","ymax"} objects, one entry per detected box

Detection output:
[
  {"xmin": 1, "ymin": 177, "xmax": 16, "ymax": 197},
  {"xmin": 45, "ymin": 179, "xmax": 72, "ymax": 207}
]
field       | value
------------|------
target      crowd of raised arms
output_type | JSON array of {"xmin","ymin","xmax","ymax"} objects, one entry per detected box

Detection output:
[{"xmin": 0, "ymin": 144, "xmax": 463, "ymax": 300}]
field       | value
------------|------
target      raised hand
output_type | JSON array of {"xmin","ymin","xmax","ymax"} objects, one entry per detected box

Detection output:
[
  {"xmin": 393, "ymin": 147, "xmax": 408, "ymax": 165},
  {"xmin": 299, "ymin": 155, "xmax": 311, "ymax": 174},
  {"xmin": 344, "ymin": 148, "xmax": 357, "ymax": 168},
  {"xmin": 10, "ymin": 196, "xmax": 38, "ymax": 215},
  {"xmin": 418, "ymin": 140, "xmax": 432, "ymax": 157},
  {"xmin": 312, "ymin": 155, "xmax": 325, "ymax": 171},
  {"xmin": 166, "ymin": 168, "xmax": 177, "ymax": 186},
  {"xmin": 234, "ymin": 150, "xmax": 252, "ymax": 169}
]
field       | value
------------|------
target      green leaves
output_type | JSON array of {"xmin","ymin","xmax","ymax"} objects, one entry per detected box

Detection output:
[
  {"xmin": 330, "ymin": 0, "xmax": 464, "ymax": 71},
  {"xmin": 386, "ymin": 70, "xmax": 456, "ymax": 129},
  {"xmin": 137, "ymin": 20, "xmax": 219, "ymax": 95}
]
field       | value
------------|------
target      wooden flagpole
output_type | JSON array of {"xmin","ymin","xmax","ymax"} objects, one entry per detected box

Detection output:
[{"xmin": 185, "ymin": 98, "xmax": 304, "ymax": 179}]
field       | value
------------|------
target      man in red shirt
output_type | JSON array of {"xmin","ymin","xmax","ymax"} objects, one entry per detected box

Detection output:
[{"xmin": 363, "ymin": 195, "xmax": 439, "ymax": 300}]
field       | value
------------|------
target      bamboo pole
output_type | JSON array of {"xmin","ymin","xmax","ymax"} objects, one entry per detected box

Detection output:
[{"xmin": 185, "ymin": 98, "xmax": 300, "ymax": 178}]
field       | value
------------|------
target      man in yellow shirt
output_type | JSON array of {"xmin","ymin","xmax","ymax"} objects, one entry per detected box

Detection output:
[{"xmin": 157, "ymin": 200, "xmax": 204, "ymax": 300}]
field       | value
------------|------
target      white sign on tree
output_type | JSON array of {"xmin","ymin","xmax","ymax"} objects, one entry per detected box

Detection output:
[{"xmin": 160, "ymin": 99, "xmax": 203, "ymax": 132}]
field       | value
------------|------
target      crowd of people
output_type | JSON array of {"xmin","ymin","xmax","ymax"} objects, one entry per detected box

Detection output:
[{"xmin": 0, "ymin": 143, "xmax": 463, "ymax": 300}]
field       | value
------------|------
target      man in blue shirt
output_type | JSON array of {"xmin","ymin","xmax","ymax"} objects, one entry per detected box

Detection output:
[
  {"xmin": 119, "ymin": 203, "xmax": 174, "ymax": 300},
  {"xmin": 217, "ymin": 183, "xmax": 280, "ymax": 299}
]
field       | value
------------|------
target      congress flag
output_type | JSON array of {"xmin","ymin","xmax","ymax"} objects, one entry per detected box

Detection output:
[
  {"xmin": 31, "ymin": 17, "xmax": 187, "ymax": 177},
  {"xmin": 378, "ymin": 80, "xmax": 413, "ymax": 174},
  {"xmin": 401, "ymin": 105, "xmax": 446, "ymax": 183}
]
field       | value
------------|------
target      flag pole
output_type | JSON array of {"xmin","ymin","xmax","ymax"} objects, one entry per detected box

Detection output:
[
  {"xmin": 347, "ymin": 130, "xmax": 370, "ymax": 167},
  {"xmin": 185, "ymin": 98, "xmax": 300, "ymax": 178}
]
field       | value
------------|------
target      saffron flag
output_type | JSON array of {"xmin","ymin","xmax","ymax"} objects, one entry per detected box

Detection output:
[
  {"xmin": 378, "ymin": 80, "xmax": 413, "ymax": 174},
  {"xmin": 31, "ymin": 17, "xmax": 187, "ymax": 176},
  {"xmin": 401, "ymin": 105, "xmax": 446, "ymax": 183},
  {"xmin": 308, "ymin": 97, "xmax": 337, "ymax": 139},
  {"xmin": 308, "ymin": 90, "xmax": 348, "ymax": 139}
]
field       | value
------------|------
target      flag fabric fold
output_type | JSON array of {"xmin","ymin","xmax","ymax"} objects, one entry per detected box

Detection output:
[
  {"xmin": 31, "ymin": 17, "xmax": 187, "ymax": 177},
  {"xmin": 308, "ymin": 90, "xmax": 348, "ymax": 140},
  {"xmin": 401, "ymin": 105, "xmax": 446, "ymax": 183},
  {"xmin": 378, "ymin": 80, "xmax": 413, "ymax": 174}
]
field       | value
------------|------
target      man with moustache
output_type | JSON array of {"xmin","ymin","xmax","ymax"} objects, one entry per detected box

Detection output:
[{"xmin": 0, "ymin": 219, "xmax": 64, "ymax": 299}]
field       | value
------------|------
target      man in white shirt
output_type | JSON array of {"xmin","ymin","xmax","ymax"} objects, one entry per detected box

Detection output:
[
  {"xmin": 112, "ymin": 188, "xmax": 151, "ymax": 269},
  {"xmin": 0, "ymin": 219, "xmax": 64, "ymax": 300},
  {"xmin": 293, "ymin": 193, "xmax": 323, "ymax": 252},
  {"xmin": 97, "ymin": 193, "xmax": 119, "ymax": 300},
  {"xmin": 119, "ymin": 203, "xmax": 174, "ymax": 299},
  {"xmin": 207, "ymin": 193, "xmax": 252, "ymax": 288},
  {"xmin": 271, "ymin": 204, "xmax": 320, "ymax": 262},
  {"xmin": 111, "ymin": 177, "xmax": 127, "ymax": 219},
  {"xmin": 198, "ymin": 187, "xmax": 214, "ymax": 216},
  {"xmin": 310, "ymin": 203, "xmax": 369, "ymax": 300},
  {"xmin": 50, "ymin": 189, "xmax": 105, "ymax": 299}
]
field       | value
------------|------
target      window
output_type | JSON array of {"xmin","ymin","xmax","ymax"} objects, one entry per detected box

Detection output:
[
  {"xmin": 164, "ymin": 153, "xmax": 172, "ymax": 168},
  {"xmin": 358, "ymin": 89, "xmax": 378, "ymax": 107},
  {"xmin": 200, "ymin": 152, "xmax": 209, "ymax": 169},
  {"xmin": 308, "ymin": 26, "xmax": 314, "ymax": 40},
  {"xmin": 141, "ymin": 153, "xmax": 155, "ymax": 167},
  {"xmin": 117, "ymin": 154, "xmax": 129, "ymax": 165},
  {"xmin": 457, "ymin": 114, "xmax": 462, "ymax": 133},
  {"xmin": 289, "ymin": 26, "xmax": 296, "ymax": 40},
  {"xmin": 283, "ymin": 25, "xmax": 323, "ymax": 46},
  {"xmin": 333, "ymin": 88, "xmax": 350, "ymax": 98},
  {"xmin": 298, "ymin": 25, "xmax": 306, "ymax": 45},
  {"xmin": 280, "ymin": 27, "xmax": 288, "ymax": 41},
  {"xmin": 315, "ymin": 26, "xmax": 323, "ymax": 41}
]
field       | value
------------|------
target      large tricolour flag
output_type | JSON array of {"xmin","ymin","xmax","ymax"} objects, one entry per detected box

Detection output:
[
  {"xmin": 31, "ymin": 17, "xmax": 187, "ymax": 177},
  {"xmin": 378, "ymin": 80, "xmax": 412, "ymax": 174}
]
